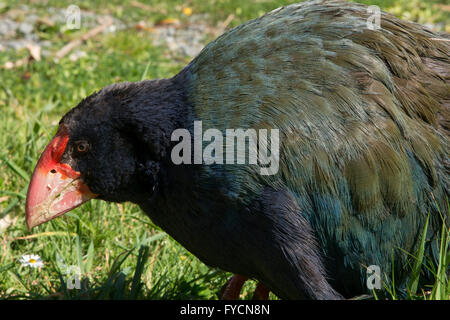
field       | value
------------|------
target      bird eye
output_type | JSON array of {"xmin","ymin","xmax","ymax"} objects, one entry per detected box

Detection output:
[{"xmin": 75, "ymin": 141, "xmax": 89, "ymax": 154}]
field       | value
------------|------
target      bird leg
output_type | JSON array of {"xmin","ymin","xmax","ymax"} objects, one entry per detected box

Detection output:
[
  {"xmin": 252, "ymin": 282, "xmax": 270, "ymax": 300},
  {"xmin": 220, "ymin": 274, "xmax": 270, "ymax": 300},
  {"xmin": 220, "ymin": 274, "xmax": 247, "ymax": 300}
]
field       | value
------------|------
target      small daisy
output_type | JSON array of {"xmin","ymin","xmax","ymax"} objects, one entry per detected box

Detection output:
[{"xmin": 19, "ymin": 254, "xmax": 44, "ymax": 268}]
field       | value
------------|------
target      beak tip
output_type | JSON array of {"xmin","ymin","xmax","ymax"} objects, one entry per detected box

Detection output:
[
  {"xmin": 26, "ymin": 210, "xmax": 35, "ymax": 231},
  {"xmin": 26, "ymin": 219, "xmax": 34, "ymax": 231}
]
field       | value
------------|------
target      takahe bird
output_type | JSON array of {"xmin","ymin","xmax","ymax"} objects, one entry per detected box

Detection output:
[{"xmin": 25, "ymin": 0, "xmax": 449, "ymax": 300}]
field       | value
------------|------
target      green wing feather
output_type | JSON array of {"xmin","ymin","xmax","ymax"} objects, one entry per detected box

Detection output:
[{"xmin": 183, "ymin": 0, "xmax": 449, "ymax": 292}]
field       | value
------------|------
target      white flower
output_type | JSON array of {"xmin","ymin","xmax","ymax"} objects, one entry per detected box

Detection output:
[{"xmin": 19, "ymin": 254, "xmax": 44, "ymax": 268}]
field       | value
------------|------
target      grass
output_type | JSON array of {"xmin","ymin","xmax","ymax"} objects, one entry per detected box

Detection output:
[
  {"xmin": 0, "ymin": 0, "xmax": 448, "ymax": 300},
  {"xmin": 380, "ymin": 203, "xmax": 449, "ymax": 300}
]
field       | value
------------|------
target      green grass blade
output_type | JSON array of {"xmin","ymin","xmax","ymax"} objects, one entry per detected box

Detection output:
[
  {"xmin": 0, "ymin": 263, "xmax": 14, "ymax": 273},
  {"xmin": 430, "ymin": 221, "xmax": 449, "ymax": 300},
  {"xmin": 1, "ymin": 156, "xmax": 30, "ymax": 182},
  {"xmin": 140, "ymin": 60, "xmax": 152, "ymax": 81},
  {"xmin": 0, "ymin": 198, "xmax": 19, "ymax": 219},
  {"xmin": 7, "ymin": 270, "xmax": 28, "ymax": 292},
  {"xmin": 76, "ymin": 235, "xmax": 84, "ymax": 275},
  {"xmin": 130, "ymin": 245, "xmax": 150, "ymax": 299},
  {"xmin": 113, "ymin": 272, "xmax": 126, "ymax": 300},
  {"xmin": 408, "ymin": 214, "xmax": 429, "ymax": 297},
  {"xmin": 108, "ymin": 250, "xmax": 134, "ymax": 278},
  {"xmin": 85, "ymin": 240, "xmax": 95, "ymax": 274}
]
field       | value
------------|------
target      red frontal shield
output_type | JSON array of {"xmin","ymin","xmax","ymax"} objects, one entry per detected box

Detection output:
[{"xmin": 25, "ymin": 127, "xmax": 97, "ymax": 230}]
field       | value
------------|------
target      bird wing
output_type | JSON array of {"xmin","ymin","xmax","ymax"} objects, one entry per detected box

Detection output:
[{"xmin": 184, "ymin": 0, "xmax": 449, "ymax": 285}]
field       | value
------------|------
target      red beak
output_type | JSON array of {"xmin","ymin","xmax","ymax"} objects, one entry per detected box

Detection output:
[{"xmin": 25, "ymin": 127, "xmax": 98, "ymax": 230}]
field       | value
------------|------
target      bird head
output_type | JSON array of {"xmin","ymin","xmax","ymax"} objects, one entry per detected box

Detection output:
[{"xmin": 25, "ymin": 80, "xmax": 180, "ymax": 230}]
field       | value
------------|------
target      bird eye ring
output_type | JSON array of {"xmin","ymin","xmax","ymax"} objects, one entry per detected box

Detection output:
[{"xmin": 75, "ymin": 141, "xmax": 89, "ymax": 153}]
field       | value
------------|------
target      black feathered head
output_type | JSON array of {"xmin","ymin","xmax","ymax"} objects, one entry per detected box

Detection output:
[{"xmin": 25, "ymin": 79, "xmax": 184, "ymax": 229}]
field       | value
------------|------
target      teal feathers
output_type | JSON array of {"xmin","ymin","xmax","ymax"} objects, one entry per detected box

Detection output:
[{"xmin": 181, "ymin": 0, "xmax": 449, "ymax": 294}]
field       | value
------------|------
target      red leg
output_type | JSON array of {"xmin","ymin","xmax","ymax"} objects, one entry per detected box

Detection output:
[
  {"xmin": 252, "ymin": 282, "xmax": 270, "ymax": 300},
  {"xmin": 220, "ymin": 274, "xmax": 247, "ymax": 300}
]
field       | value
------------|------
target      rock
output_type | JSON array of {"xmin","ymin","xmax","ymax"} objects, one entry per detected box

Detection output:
[
  {"xmin": 0, "ymin": 6, "xmax": 205, "ymax": 60},
  {"xmin": 0, "ymin": 19, "xmax": 18, "ymax": 37},
  {"xmin": 5, "ymin": 39, "xmax": 29, "ymax": 50},
  {"xmin": 151, "ymin": 15, "xmax": 211, "ymax": 58},
  {"xmin": 19, "ymin": 22, "xmax": 34, "ymax": 35}
]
